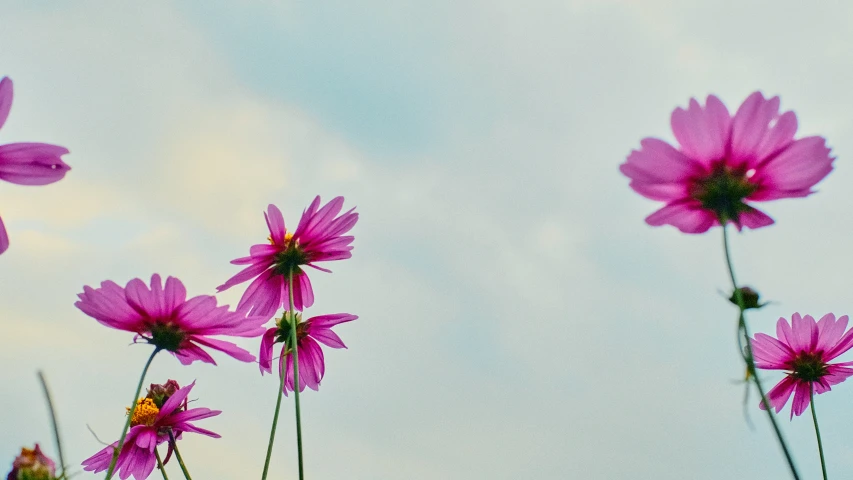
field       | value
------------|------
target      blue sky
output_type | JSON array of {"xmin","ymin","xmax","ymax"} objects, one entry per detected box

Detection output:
[{"xmin": 3, "ymin": 1, "xmax": 853, "ymax": 478}]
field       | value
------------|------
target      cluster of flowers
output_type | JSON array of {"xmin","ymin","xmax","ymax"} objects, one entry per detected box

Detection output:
[
  {"xmin": 3, "ymin": 75, "xmax": 358, "ymax": 480},
  {"xmin": 622, "ymin": 91, "xmax": 848, "ymax": 479}
]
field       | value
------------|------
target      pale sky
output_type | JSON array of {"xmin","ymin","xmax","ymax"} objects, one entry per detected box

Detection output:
[{"xmin": 3, "ymin": 1, "xmax": 853, "ymax": 479}]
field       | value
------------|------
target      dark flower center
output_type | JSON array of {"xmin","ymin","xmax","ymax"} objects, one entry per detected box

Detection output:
[
  {"xmin": 690, "ymin": 162, "xmax": 758, "ymax": 223},
  {"xmin": 790, "ymin": 352, "xmax": 828, "ymax": 382},
  {"xmin": 275, "ymin": 313, "xmax": 308, "ymax": 348},
  {"xmin": 272, "ymin": 238, "xmax": 309, "ymax": 276},
  {"xmin": 148, "ymin": 323, "xmax": 186, "ymax": 352}
]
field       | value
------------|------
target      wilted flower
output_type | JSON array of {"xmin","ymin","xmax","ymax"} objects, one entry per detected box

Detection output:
[
  {"xmin": 218, "ymin": 196, "xmax": 358, "ymax": 317},
  {"xmin": 76, "ymin": 274, "xmax": 266, "ymax": 365},
  {"xmin": 620, "ymin": 92, "xmax": 833, "ymax": 233},
  {"xmin": 6, "ymin": 444, "xmax": 56, "ymax": 480},
  {"xmin": 752, "ymin": 313, "xmax": 853, "ymax": 418},
  {"xmin": 146, "ymin": 380, "xmax": 180, "ymax": 409},
  {"xmin": 82, "ymin": 381, "xmax": 220, "ymax": 480},
  {"xmin": 259, "ymin": 312, "xmax": 358, "ymax": 394},
  {"xmin": 0, "ymin": 76, "xmax": 71, "ymax": 255}
]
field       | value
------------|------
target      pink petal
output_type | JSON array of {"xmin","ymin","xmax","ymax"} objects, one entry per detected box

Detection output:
[
  {"xmin": 826, "ymin": 323, "xmax": 853, "ymax": 360},
  {"xmin": 265, "ymin": 204, "xmax": 286, "ymax": 245},
  {"xmin": 751, "ymin": 136, "xmax": 833, "ymax": 200},
  {"xmin": 776, "ymin": 316, "xmax": 795, "ymax": 348},
  {"xmin": 259, "ymin": 327, "xmax": 277, "ymax": 374},
  {"xmin": 736, "ymin": 207, "xmax": 774, "ymax": 230},
  {"xmin": 308, "ymin": 313, "xmax": 358, "ymax": 329},
  {"xmin": 816, "ymin": 314, "xmax": 846, "ymax": 354},
  {"xmin": 309, "ymin": 328, "xmax": 347, "ymax": 349},
  {"xmin": 790, "ymin": 381, "xmax": 812, "ymax": 418},
  {"xmin": 191, "ymin": 336, "xmax": 256, "ymax": 363},
  {"xmin": 730, "ymin": 92, "xmax": 780, "ymax": 161},
  {"xmin": 751, "ymin": 333, "xmax": 793, "ymax": 368},
  {"xmin": 0, "ymin": 143, "xmax": 71, "ymax": 185},
  {"xmin": 670, "ymin": 95, "xmax": 730, "ymax": 165},
  {"xmin": 0, "ymin": 77, "xmax": 11, "ymax": 130},
  {"xmin": 0, "ymin": 215, "xmax": 8, "ymax": 255},
  {"xmin": 754, "ymin": 110, "xmax": 798, "ymax": 162},
  {"xmin": 158, "ymin": 382, "xmax": 195, "ymax": 418},
  {"xmin": 163, "ymin": 276, "xmax": 187, "ymax": 314},
  {"xmin": 619, "ymin": 138, "xmax": 698, "ymax": 201},
  {"xmin": 762, "ymin": 375, "xmax": 796, "ymax": 413},
  {"xmin": 644, "ymin": 201, "xmax": 718, "ymax": 234}
]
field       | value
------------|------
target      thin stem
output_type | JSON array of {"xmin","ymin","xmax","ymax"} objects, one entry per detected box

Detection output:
[
  {"xmin": 261, "ymin": 346, "xmax": 287, "ymax": 480},
  {"xmin": 37, "ymin": 371, "xmax": 66, "ymax": 477},
  {"xmin": 168, "ymin": 430, "xmax": 193, "ymax": 480},
  {"xmin": 105, "ymin": 348, "xmax": 161, "ymax": 480},
  {"xmin": 155, "ymin": 448, "xmax": 171, "ymax": 480},
  {"xmin": 722, "ymin": 226, "xmax": 800, "ymax": 480},
  {"xmin": 810, "ymin": 385, "xmax": 828, "ymax": 480},
  {"xmin": 288, "ymin": 269, "xmax": 305, "ymax": 480}
]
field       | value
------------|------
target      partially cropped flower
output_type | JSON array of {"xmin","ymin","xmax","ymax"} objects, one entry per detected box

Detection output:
[
  {"xmin": 752, "ymin": 313, "xmax": 853, "ymax": 418},
  {"xmin": 218, "ymin": 196, "xmax": 358, "ymax": 317},
  {"xmin": 6, "ymin": 444, "xmax": 56, "ymax": 480},
  {"xmin": 620, "ymin": 92, "xmax": 833, "ymax": 233},
  {"xmin": 0, "ymin": 77, "xmax": 71, "ymax": 255},
  {"xmin": 76, "ymin": 274, "xmax": 266, "ymax": 365},
  {"xmin": 82, "ymin": 381, "xmax": 220, "ymax": 480},
  {"xmin": 259, "ymin": 312, "xmax": 357, "ymax": 394}
]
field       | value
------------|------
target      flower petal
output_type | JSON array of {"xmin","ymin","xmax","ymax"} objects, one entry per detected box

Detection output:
[
  {"xmin": 259, "ymin": 327, "xmax": 278, "ymax": 374},
  {"xmin": 0, "ymin": 215, "xmax": 8, "ymax": 255},
  {"xmin": 644, "ymin": 200, "xmax": 718, "ymax": 234},
  {"xmin": 265, "ymin": 204, "xmax": 286, "ymax": 245},
  {"xmin": 730, "ymin": 92, "xmax": 780, "ymax": 162},
  {"xmin": 751, "ymin": 136, "xmax": 833, "ymax": 200},
  {"xmin": 670, "ymin": 95, "xmax": 731, "ymax": 165},
  {"xmin": 0, "ymin": 77, "xmax": 11, "ymax": 130},
  {"xmin": 762, "ymin": 375, "xmax": 797, "ymax": 414},
  {"xmin": 0, "ymin": 143, "xmax": 70, "ymax": 185}
]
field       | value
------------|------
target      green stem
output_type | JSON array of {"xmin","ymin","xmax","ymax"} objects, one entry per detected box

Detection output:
[
  {"xmin": 287, "ymin": 269, "xmax": 305, "ymax": 480},
  {"xmin": 105, "ymin": 348, "xmax": 160, "ymax": 480},
  {"xmin": 810, "ymin": 385, "xmax": 829, "ymax": 480},
  {"xmin": 37, "ymin": 371, "xmax": 66, "ymax": 477},
  {"xmin": 261, "ymin": 344, "xmax": 287, "ymax": 479},
  {"xmin": 168, "ymin": 430, "xmax": 193, "ymax": 480},
  {"xmin": 722, "ymin": 225, "xmax": 800, "ymax": 480},
  {"xmin": 155, "ymin": 447, "xmax": 171, "ymax": 480}
]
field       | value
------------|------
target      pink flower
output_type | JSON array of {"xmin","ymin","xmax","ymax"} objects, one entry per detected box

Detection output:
[
  {"xmin": 82, "ymin": 381, "xmax": 220, "ymax": 480},
  {"xmin": 259, "ymin": 312, "xmax": 357, "ymax": 395},
  {"xmin": 0, "ymin": 77, "xmax": 71, "ymax": 254},
  {"xmin": 218, "ymin": 196, "xmax": 358, "ymax": 317},
  {"xmin": 76, "ymin": 274, "xmax": 266, "ymax": 365},
  {"xmin": 751, "ymin": 313, "xmax": 853, "ymax": 418},
  {"xmin": 6, "ymin": 444, "xmax": 56, "ymax": 480},
  {"xmin": 620, "ymin": 92, "xmax": 833, "ymax": 233}
]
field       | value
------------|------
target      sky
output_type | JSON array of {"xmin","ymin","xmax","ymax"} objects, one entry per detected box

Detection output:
[{"xmin": 2, "ymin": 0, "xmax": 853, "ymax": 478}]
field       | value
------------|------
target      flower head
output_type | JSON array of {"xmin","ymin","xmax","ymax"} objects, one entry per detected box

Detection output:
[
  {"xmin": 218, "ymin": 196, "xmax": 358, "ymax": 318},
  {"xmin": 6, "ymin": 444, "xmax": 56, "ymax": 480},
  {"xmin": 620, "ymin": 92, "xmax": 833, "ymax": 233},
  {"xmin": 752, "ymin": 313, "xmax": 853, "ymax": 418},
  {"xmin": 82, "ymin": 381, "xmax": 220, "ymax": 480},
  {"xmin": 0, "ymin": 76, "xmax": 71, "ymax": 255},
  {"xmin": 76, "ymin": 274, "xmax": 266, "ymax": 365},
  {"xmin": 259, "ymin": 312, "xmax": 357, "ymax": 395}
]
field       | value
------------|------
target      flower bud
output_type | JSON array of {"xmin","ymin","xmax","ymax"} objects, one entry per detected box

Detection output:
[
  {"xmin": 146, "ymin": 379, "xmax": 181, "ymax": 409},
  {"xmin": 7, "ymin": 444, "xmax": 56, "ymax": 480},
  {"xmin": 728, "ymin": 286, "xmax": 765, "ymax": 310}
]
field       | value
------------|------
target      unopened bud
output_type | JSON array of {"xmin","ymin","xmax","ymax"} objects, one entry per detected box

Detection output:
[
  {"xmin": 729, "ymin": 286, "xmax": 765, "ymax": 310},
  {"xmin": 7, "ymin": 444, "xmax": 56, "ymax": 480},
  {"xmin": 146, "ymin": 379, "xmax": 181, "ymax": 408}
]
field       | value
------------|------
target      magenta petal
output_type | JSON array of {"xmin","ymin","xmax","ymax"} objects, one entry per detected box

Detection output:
[
  {"xmin": 265, "ymin": 204, "xmax": 286, "ymax": 245},
  {"xmin": 0, "ymin": 143, "xmax": 70, "ymax": 185},
  {"xmin": 730, "ymin": 92, "xmax": 779, "ymax": 160},
  {"xmin": 0, "ymin": 77, "xmax": 11, "ymax": 130},
  {"xmin": 754, "ymin": 110, "xmax": 798, "ymax": 162},
  {"xmin": 753, "ymin": 136, "xmax": 833, "ymax": 199},
  {"xmin": 0, "ymin": 215, "xmax": 8, "ymax": 255},
  {"xmin": 737, "ymin": 208, "xmax": 774, "ymax": 230},
  {"xmin": 670, "ymin": 95, "xmax": 730, "ymax": 165},
  {"xmin": 192, "ymin": 336, "xmax": 256, "ymax": 363},
  {"xmin": 645, "ymin": 201, "xmax": 718, "ymax": 233},
  {"xmin": 259, "ymin": 327, "xmax": 277, "ymax": 374},
  {"xmin": 762, "ymin": 376, "xmax": 796, "ymax": 413},
  {"xmin": 790, "ymin": 381, "xmax": 812, "ymax": 418}
]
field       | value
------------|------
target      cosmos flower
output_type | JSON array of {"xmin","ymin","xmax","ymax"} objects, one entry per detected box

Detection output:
[
  {"xmin": 259, "ymin": 312, "xmax": 358, "ymax": 394},
  {"xmin": 82, "ymin": 381, "xmax": 220, "ymax": 480},
  {"xmin": 218, "ymin": 196, "xmax": 358, "ymax": 317},
  {"xmin": 620, "ymin": 92, "xmax": 833, "ymax": 233},
  {"xmin": 0, "ymin": 76, "xmax": 71, "ymax": 255},
  {"xmin": 76, "ymin": 274, "xmax": 266, "ymax": 365},
  {"xmin": 752, "ymin": 313, "xmax": 853, "ymax": 418},
  {"xmin": 6, "ymin": 444, "xmax": 56, "ymax": 480}
]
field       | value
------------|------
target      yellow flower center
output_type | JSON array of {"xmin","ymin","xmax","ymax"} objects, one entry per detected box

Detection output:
[
  {"xmin": 269, "ymin": 232, "xmax": 296, "ymax": 245},
  {"xmin": 127, "ymin": 398, "xmax": 160, "ymax": 427}
]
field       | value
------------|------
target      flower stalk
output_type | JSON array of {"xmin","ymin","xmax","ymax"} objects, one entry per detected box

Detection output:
[
  {"xmin": 288, "ymin": 269, "xmax": 305, "ymax": 480},
  {"xmin": 104, "ymin": 348, "xmax": 161, "ymax": 480},
  {"xmin": 722, "ymin": 225, "xmax": 800, "ymax": 480},
  {"xmin": 37, "ymin": 371, "xmax": 66, "ymax": 477},
  {"xmin": 168, "ymin": 430, "xmax": 193, "ymax": 480},
  {"xmin": 155, "ymin": 448, "xmax": 170, "ymax": 480},
  {"xmin": 809, "ymin": 385, "xmax": 828, "ymax": 480}
]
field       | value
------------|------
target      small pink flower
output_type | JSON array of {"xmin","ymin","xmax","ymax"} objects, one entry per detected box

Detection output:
[
  {"xmin": 82, "ymin": 381, "xmax": 220, "ymax": 480},
  {"xmin": 76, "ymin": 274, "xmax": 266, "ymax": 365},
  {"xmin": 0, "ymin": 76, "xmax": 71, "ymax": 254},
  {"xmin": 6, "ymin": 444, "xmax": 56, "ymax": 480},
  {"xmin": 259, "ymin": 312, "xmax": 357, "ymax": 395},
  {"xmin": 752, "ymin": 313, "xmax": 853, "ymax": 418},
  {"xmin": 620, "ymin": 92, "xmax": 833, "ymax": 233},
  {"xmin": 218, "ymin": 196, "xmax": 358, "ymax": 317}
]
